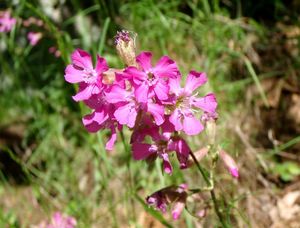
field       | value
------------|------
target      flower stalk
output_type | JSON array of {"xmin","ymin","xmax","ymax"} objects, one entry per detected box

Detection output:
[
  {"xmin": 120, "ymin": 129, "xmax": 137, "ymax": 222},
  {"xmin": 189, "ymin": 150, "xmax": 228, "ymax": 228}
]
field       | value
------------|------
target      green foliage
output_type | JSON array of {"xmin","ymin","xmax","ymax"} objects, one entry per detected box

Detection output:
[{"xmin": 273, "ymin": 162, "xmax": 300, "ymax": 182}]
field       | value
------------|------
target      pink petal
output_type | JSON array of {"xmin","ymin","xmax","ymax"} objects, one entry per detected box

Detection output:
[
  {"xmin": 105, "ymin": 85, "xmax": 129, "ymax": 103},
  {"xmin": 194, "ymin": 93, "xmax": 217, "ymax": 113},
  {"xmin": 72, "ymin": 84, "xmax": 94, "ymax": 101},
  {"xmin": 64, "ymin": 65, "xmax": 84, "ymax": 83},
  {"xmin": 220, "ymin": 150, "xmax": 239, "ymax": 178},
  {"xmin": 185, "ymin": 71, "xmax": 207, "ymax": 93},
  {"xmin": 161, "ymin": 153, "xmax": 173, "ymax": 174},
  {"xmin": 71, "ymin": 49, "xmax": 93, "ymax": 69},
  {"xmin": 169, "ymin": 109, "xmax": 183, "ymax": 131},
  {"xmin": 114, "ymin": 72, "xmax": 128, "ymax": 88},
  {"xmin": 136, "ymin": 52, "xmax": 152, "ymax": 72},
  {"xmin": 183, "ymin": 114, "xmax": 204, "ymax": 135},
  {"xmin": 153, "ymin": 80, "xmax": 169, "ymax": 101},
  {"xmin": 134, "ymin": 82, "xmax": 149, "ymax": 103},
  {"xmin": 132, "ymin": 143, "xmax": 153, "ymax": 160},
  {"xmin": 83, "ymin": 121, "xmax": 102, "ymax": 133},
  {"xmin": 147, "ymin": 103, "xmax": 165, "ymax": 126},
  {"xmin": 82, "ymin": 109, "xmax": 108, "ymax": 126},
  {"xmin": 168, "ymin": 77, "xmax": 182, "ymax": 95},
  {"xmin": 125, "ymin": 66, "xmax": 147, "ymax": 84},
  {"xmin": 172, "ymin": 201, "xmax": 185, "ymax": 220},
  {"xmin": 83, "ymin": 94, "xmax": 100, "ymax": 109},
  {"xmin": 82, "ymin": 112, "xmax": 96, "ymax": 127},
  {"xmin": 131, "ymin": 117, "xmax": 161, "ymax": 143},
  {"xmin": 27, "ymin": 32, "xmax": 42, "ymax": 46},
  {"xmin": 161, "ymin": 118, "xmax": 175, "ymax": 135},
  {"xmin": 230, "ymin": 168, "xmax": 239, "ymax": 178},
  {"xmin": 153, "ymin": 56, "xmax": 179, "ymax": 78},
  {"xmin": 105, "ymin": 126, "xmax": 117, "ymax": 151},
  {"xmin": 168, "ymin": 138, "xmax": 191, "ymax": 169},
  {"xmin": 114, "ymin": 103, "xmax": 137, "ymax": 128},
  {"xmin": 95, "ymin": 55, "xmax": 109, "ymax": 73}
]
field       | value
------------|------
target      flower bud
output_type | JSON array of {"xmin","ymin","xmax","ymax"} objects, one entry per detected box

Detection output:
[
  {"xmin": 197, "ymin": 208, "xmax": 207, "ymax": 218},
  {"xmin": 146, "ymin": 184, "xmax": 188, "ymax": 220},
  {"xmin": 202, "ymin": 112, "xmax": 218, "ymax": 145},
  {"xmin": 172, "ymin": 201, "xmax": 185, "ymax": 220},
  {"xmin": 114, "ymin": 30, "xmax": 137, "ymax": 67},
  {"xmin": 219, "ymin": 150, "xmax": 239, "ymax": 178},
  {"xmin": 206, "ymin": 120, "xmax": 216, "ymax": 145},
  {"xmin": 186, "ymin": 147, "xmax": 208, "ymax": 168}
]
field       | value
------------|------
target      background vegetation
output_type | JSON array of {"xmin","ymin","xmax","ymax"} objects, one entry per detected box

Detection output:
[{"xmin": 0, "ymin": 0, "xmax": 300, "ymax": 227}]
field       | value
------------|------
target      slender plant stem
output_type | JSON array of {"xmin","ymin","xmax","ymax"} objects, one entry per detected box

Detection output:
[
  {"xmin": 120, "ymin": 129, "xmax": 136, "ymax": 222},
  {"xmin": 189, "ymin": 151, "xmax": 228, "ymax": 228}
]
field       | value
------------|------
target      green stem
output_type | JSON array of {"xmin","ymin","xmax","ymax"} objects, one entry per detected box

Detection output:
[
  {"xmin": 189, "ymin": 151, "xmax": 228, "ymax": 228},
  {"xmin": 119, "ymin": 129, "xmax": 136, "ymax": 223}
]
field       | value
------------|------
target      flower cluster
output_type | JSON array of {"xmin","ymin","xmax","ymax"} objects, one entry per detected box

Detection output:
[{"xmin": 64, "ymin": 31, "xmax": 218, "ymax": 174}]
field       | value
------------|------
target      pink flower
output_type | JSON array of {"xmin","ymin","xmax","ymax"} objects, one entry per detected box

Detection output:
[
  {"xmin": 125, "ymin": 51, "xmax": 180, "ymax": 103},
  {"xmin": 38, "ymin": 212, "xmax": 76, "ymax": 228},
  {"xmin": 64, "ymin": 49, "xmax": 109, "ymax": 101},
  {"xmin": 0, "ymin": 10, "xmax": 16, "ymax": 33},
  {"xmin": 105, "ymin": 84, "xmax": 139, "ymax": 128},
  {"xmin": 105, "ymin": 84, "xmax": 165, "ymax": 128},
  {"xmin": 132, "ymin": 120, "xmax": 191, "ymax": 173},
  {"xmin": 168, "ymin": 71, "xmax": 217, "ymax": 135},
  {"xmin": 146, "ymin": 184, "xmax": 188, "ymax": 220},
  {"xmin": 49, "ymin": 46, "xmax": 61, "ymax": 58},
  {"xmin": 83, "ymin": 110, "xmax": 119, "ymax": 151},
  {"xmin": 81, "ymin": 93, "xmax": 119, "ymax": 150},
  {"xmin": 168, "ymin": 136, "xmax": 191, "ymax": 169},
  {"xmin": 27, "ymin": 32, "xmax": 43, "ymax": 46},
  {"xmin": 219, "ymin": 150, "xmax": 239, "ymax": 178},
  {"xmin": 132, "ymin": 121, "xmax": 173, "ymax": 173},
  {"xmin": 130, "ymin": 115, "xmax": 160, "ymax": 143}
]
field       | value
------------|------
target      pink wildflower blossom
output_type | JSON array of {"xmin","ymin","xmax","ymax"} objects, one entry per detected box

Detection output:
[
  {"xmin": 105, "ymin": 84, "xmax": 139, "ymax": 128},
  {"xmin": 82, "ymin": 101, "xmax": 119, "ymax": 150},
  {"xmin": 168, "ymin": 136, "xmax": 192, "ymax": 169},
  {"xmin": 64, "ymin": 49, "xmax": 109, "ymax": 101},
  {"xmin": 168, "ymin": 71, "xmax": 217, "ymax": 135},
  {"xmin": 0, "ymin": 10, "xmax": 16, "ymax": 33},
  {"xmin": 125, "ymin": 51, "xmax": 180, "ymax": 103},
  {"xmin": 105, "ymin": 84, "xmax": 165, "ymax": 128},
  {"xmin": 132, "ymin": 120, "xmax": 191, "ymax": 173},
  {"xmin": 81, "ymin": 90, "xmax": 120, "ymax": 150},
  {"xmin": 27, "ymin": 32, "xmax": 43, "ymax": 46}
]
